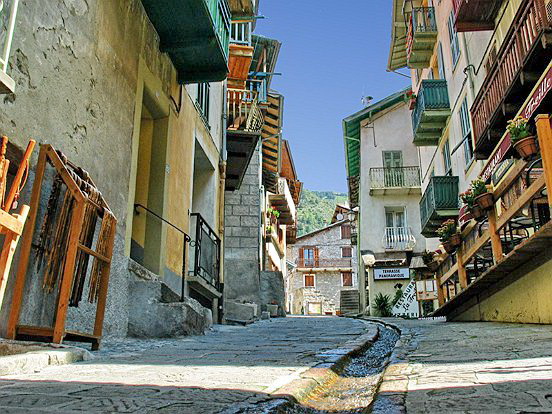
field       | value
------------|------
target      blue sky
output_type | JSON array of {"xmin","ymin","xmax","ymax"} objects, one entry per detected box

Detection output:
[{"xmin": 256, "ymin": 0, "xmax": 410, "ymax": 192}]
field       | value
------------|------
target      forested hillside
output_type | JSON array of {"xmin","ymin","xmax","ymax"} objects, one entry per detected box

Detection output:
[{"xmin": 297, "ymin": 189, "xmax": 348, "ymax": 236}]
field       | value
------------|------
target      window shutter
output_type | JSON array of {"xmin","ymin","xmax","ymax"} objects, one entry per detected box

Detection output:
[{"xmin": 314, "ymin": 247, "xmax": 319, "ymax": 267}]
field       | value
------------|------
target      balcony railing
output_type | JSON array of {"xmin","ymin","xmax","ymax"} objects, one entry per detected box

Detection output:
[
  {"xmin": 432, "ymin": 115, "xmax": 552, "ymax": 317},
  {"xmin": 471, "ymin": 0, "xmax": 551, "ymax": 155},
  {"xmin": 452, "ymin": 0, "xmax": 504, "ymax": 32},
  {"xmin": 227, "ymin": 88, "xmax": 264, "ymax": 132},
  {"xmin": 369, "ymin": 166, "xmax": 421, "ymax": 190},
  {"xmin": 247, "ymin": 78, "xmax": 268, "ymax": 103},
  {"xmin": 406, "ymin": 7, "xmax": 438, "ymax": 68},
  {"xmin": 412, "ymin": 80, "xmax": 451, "ymax": 146},
  {"xmin": 382, "ymin": 227, "xmax": 417, "ymax": 251},
  {"xmin": 230, "ymin": 21, "xmax": 252, "ymax": 45},
  {"xmin": 420, "ymin": 176, "xmax": 460, "ymax": 236},
  {"xmin": 269, "ymin": 177, "xmax": 296, "ymax": 225},
  {"xmin": 189, "ymin": 213, "xmax": 221, "ymax": 288},
  {"xmin": 296, "ymin": 258, "xmax": 352, "ymax": 268},
  {"xmin": 207, "ymin": 0, "xmax": 231, "ymax": 58}
]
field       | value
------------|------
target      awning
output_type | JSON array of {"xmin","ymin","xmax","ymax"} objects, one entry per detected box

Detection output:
[{"xmin": 388, "ymin": 0, "xmax": 408, "ymax": 71}]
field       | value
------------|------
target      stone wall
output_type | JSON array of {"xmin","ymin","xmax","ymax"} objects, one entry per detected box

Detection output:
[{"xmin": 223, "ymin": 145, "xmax": 262, "ymax": 318}]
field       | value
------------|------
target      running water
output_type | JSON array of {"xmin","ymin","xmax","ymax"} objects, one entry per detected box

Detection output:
[{"xmin": 239, "ymin": 325, "xmax": 399, "ymax": 414}]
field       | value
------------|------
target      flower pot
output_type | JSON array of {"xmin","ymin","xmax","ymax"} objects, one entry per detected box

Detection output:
[
  {"xmin": 469, "ymin": 204, "xmax": 485, "ymax": 221},
  {"xmin": 513, "ymin": 136, "xmax": 539, "ymax": 160},
  {"xmin": 449, "ymin": 233, "xmax": 462, "ymax": 247},
  {"xmin": 475, "ymin": 192, "xmax": 494, "ymax": 211},
  {"xmin": 442, "ymin": 241, "xmax": 455, "ymax": 254}
]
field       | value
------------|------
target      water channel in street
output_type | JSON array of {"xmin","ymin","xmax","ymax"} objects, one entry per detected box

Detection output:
[{"xmin": 240, "ymin": 323, "xmax": 400, "ymax": 413}]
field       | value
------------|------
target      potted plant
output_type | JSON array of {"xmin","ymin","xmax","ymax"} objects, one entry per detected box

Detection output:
[
  {"xmin": 409, "ymin": 93, "xmax": 417, "ymax": 110},
  {"xmin": 437, "ymin": 219, "xmax": 460, "ymax": 254},
  {"xmin": 471, "ymin": 178, "xmax": 494, "ymax": 211},
  {"xmin": 267, "ymin": 206, "xmax": 280, "ymax": 220},
  {"xmin": 422, "ymin": 250, "xmax": 439, "ymax": 272},
  {"xmin": 507, "ymin": 116, "xmax": 538, "ymax": 160},
  {"xmin": 460, "ymin": 188, "xmax": 484, "ymax": 221}
]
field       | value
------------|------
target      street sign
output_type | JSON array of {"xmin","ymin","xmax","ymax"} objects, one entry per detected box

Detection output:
[{"xmin": 374, "ymin": 268, "xmax": 410, "ymax": 280}]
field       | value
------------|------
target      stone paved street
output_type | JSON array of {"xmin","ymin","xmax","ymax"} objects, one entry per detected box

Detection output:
[
  {"xmin": 0, "ymin": 316, "xmax": 370, "ymax": 413},
  {"xmin": 373, "ymin": 318, "xmax": 552, "ymax": 413}
]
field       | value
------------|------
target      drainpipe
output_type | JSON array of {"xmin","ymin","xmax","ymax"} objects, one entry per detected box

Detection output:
[
  {"xmin": 218, "ymin": 81, "xmax": 228, "ymax": 316},
  {"xmin": 462, "ymin": 33, "xmax": 476, "ymax": 102}
]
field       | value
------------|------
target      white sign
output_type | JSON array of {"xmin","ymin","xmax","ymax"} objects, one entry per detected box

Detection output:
[
  {"xmin": 392, "ymin": 280, "xmax": 419, "ymax": 318},
  {"xmin": 374, "ymin": 268, "xmax": 410, "ymax": 280}
]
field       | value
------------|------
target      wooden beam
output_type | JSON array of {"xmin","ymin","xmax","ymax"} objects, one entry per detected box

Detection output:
[
  {"xmin": 535, "ymin": 114, "xmax": 552, "ymax": 208},
  {"xmin": 487, "ymin": 207, "xmax": 504, "ymax": 264}
]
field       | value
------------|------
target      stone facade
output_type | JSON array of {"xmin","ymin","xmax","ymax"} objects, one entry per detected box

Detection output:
[
  {"xmin": 287, "ymin": 220, "xmax": 358, "ymax": 315},
  {"xmin": 0, "ymin": 0, "xmax": 225, "ymax": 338}
]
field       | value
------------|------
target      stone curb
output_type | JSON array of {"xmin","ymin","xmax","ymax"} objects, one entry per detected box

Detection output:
[
  {"xmin": 270, "ymin": 320, "xmax": 380, "ymax": 404},
  {"xmin": 361, "ymin": 317, "xmax": 411, "ymax": 414},
  {"xmin": 0, "ymin": 339, "xmax": 93, "ymax": 376}
]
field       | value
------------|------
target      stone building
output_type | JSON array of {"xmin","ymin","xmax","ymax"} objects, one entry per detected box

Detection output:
[
  {"xmin": 0, "ymin": 0, "xmax": 264, "ymax": 342},
  {"xmin": 286, "ymin": 211, "xmax": 358, "ymax": 316},
  {"xmin": 343, "ymin": 89, "xmax": 427, "ymax": 315}
]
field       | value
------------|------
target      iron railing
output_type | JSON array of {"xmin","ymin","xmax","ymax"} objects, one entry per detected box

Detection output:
[
  {"xmin": 412, "ymin": 79, "xmax": 450, "ymax": 138},
  {"xmin": 189, "ymin": 213, "xmax": 221, "ymax": 288},
  {"xmin": 420, "ymin": 176, "xmax": 460, "ymax": 231},
  {"xmin": 296, "ymin": 258, "xmax": 352, "ymax": 268},
  {"xmin": 133, "ymin": 204, "xmax": 191, "ymax": 301},
  {"xmin": 369, "ymin": 166, "xmax": 421, "ymax": 189},
  {"xmin": 230, "ymin": 20, "xmax": 252, "ymax": 45},
  {"xmin": 382, "ymin": 227, "xmax": 417, "ymax": 251},
  {"xmin": 207, "ymin": 0, "xmax": 231, "ymax": 57}
]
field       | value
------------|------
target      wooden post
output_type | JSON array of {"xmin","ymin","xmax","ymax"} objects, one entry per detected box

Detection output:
[
  {"xmin": 535, "ymin": 114, "xmax": 552, "ymax": 208},
  {"xmin": 487, "ymin": 207, "xmax": 503, "ymax": 264},
  {"xmin": 437, "ymin": 278, "xmax": 445, "ymax": 307},
  {"xmin": 456, "ymin": 245, "xmax": 468, "ymax": 289},
  {"xmin": 52, "ymin": 202, "xmax": 86, "ymax": 344},
  {"xmin": 6, "ymin": 147, "xmax": 47, "ymax": 339}
]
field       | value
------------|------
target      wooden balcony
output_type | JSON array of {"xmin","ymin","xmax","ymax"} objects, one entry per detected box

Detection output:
[
  {"xmin": 453, "ymin": 0, "xmax": 504, "ymax": 32},
  {"xmin": 369, "ymin": 166, "xmax": 421, "ymax": 195},
  {"xmin": 420, "ymin": 176, "xmax": 460, "ymax": 237},
  {"xmin": 406, "ymin": 7, "xmax": 438, "ymax": 69},
  {"xmin": 431, "ymin": 115, "xmax": 552, "ymax": 319},
  {"xmin": 228, "ymin": 21, "xmax": 254, "ymax": 88},
  {"xmin": 269, "ymin": 178, "xmax": 296, "ymax": 226},
  {"xmin": 141, "ymin": 0, "xmax": 230, "ymax": 83},
  {"xmin": 412, "ymin": 80, "xmax": 451, "ymax": 146},
  {"xmin": 472, "ymin": 0, "xmax": 552, "ymax": 158}
]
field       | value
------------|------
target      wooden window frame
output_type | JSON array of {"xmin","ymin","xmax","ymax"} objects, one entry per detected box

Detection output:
[
  {"xmin": 304, "ymin": 273, "xmax": 316, "ymax": 288},
  {"xmin": 341, "ymin": 272, "xmax": 353, "ymax": 287},
  {"xmin": 341, "ymin": 224, "xmax": 351, "ymax": 239},
  {"xmin": 341, "ymin": 246, "xmax": 352, "ymax": 258}
]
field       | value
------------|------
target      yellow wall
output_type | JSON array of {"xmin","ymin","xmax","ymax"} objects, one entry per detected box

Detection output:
[{"xmin": 454, "ymin": 255, "xmax": 552, "ymax": 324}]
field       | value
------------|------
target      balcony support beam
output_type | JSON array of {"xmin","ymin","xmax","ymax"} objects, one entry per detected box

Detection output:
[{"xmin": 536, "ymin": 115, "xmax": 552, "ymax": 209}]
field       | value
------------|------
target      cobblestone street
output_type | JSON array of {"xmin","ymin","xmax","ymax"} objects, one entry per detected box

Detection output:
[
  {"xmin": 374, "ymin": 318, "xmax": 552, "ymax": 413},
  {"xmin": 0, "ymin": 317, "xmax": 371, "ymax": 413}
]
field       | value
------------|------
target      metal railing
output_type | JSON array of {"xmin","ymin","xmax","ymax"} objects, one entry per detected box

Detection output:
[
  {"xmin": 407, "ymin": 7, "xmax": 437, "ymax": 58},
  {"xmin": 420, "ymin": 176, "xmax": 460, "ymax": 231},
  {"xmin": 0, "ymin": 0, "xmax": 19, "ymax": 74},
  {"xmin": 296, "ymin": 258, "xmax": 352, "ymax": 268},
  {"xmin": 412, "ymin": 79, "xmax": 450, "ymax": 137},
  {"xmin": 230, "ymin": 21, "xmax": 252, "ymax": 45},
  {"xmin": 471, "ymin": 0, "xmax": 551, "ymax": 147},
  {"xmin": 207, "ymin": 0, "xmax": 231, "ymax": 57},
  {"xmin": 369, "ymin": 166, "xmax": 421, "ymax": 189},
  {"xmin": 189, "ymin": 213, "xmax": 221, "ymax": 288},
  {"xmin": 133, "ymin": 204, "xmax": 191, "ymax": 301},
  {"xmin": 247, "ymin": 78, "xmax": 267, "ymax": 103},
  {"xmin": 382, "ymin": 227, "xmax": 417, "ymax": 251}
]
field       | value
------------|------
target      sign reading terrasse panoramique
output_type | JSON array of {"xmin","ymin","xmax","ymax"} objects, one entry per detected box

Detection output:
[{"xmin": 374, "ymin": 268, "xmax": 410, "ymax": 280}]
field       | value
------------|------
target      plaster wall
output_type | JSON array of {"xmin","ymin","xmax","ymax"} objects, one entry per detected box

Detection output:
[{"xmin": 0, "ymin": 0, "xmax": 223, "ymax": 337}]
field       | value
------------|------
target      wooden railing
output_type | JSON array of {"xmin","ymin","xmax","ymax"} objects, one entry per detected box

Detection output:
[
  {"xmin": 230, "ymin": 21, "xmax": 252, "ymax": 45},
  {"xmin": 471, "ymin": 0, "xmax": 551, "ymax": 147},
  {"xmin": 227, "ymin": 88, "xmax": 264, "ymax": 132},
  {"xmin": 433, "ymin": 115, "xmax": 552, "ymax": 307},
  {"xmin": 296, "ymin": 258, "xmax": 352, "ymax": 269}
]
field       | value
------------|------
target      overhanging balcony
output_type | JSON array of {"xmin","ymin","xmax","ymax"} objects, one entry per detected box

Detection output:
[
  {"xmin": 382, "ymin": 227, "xmax": 417, "ymax": 251},
  {"xmin": 369, "ymin": 166, "xmax": 421, "ymax": 195},
  {"xmin": 420, "ymin": 176, "xmax": 460, "ymax": 237},
  {"xmin": 228, "ymin": 0, "xmax": 256, "ymax": 18},
  {"xmin": 453, "ymin": 0, "xmax": 504, "ymax": 32},
  {"xmin": 269, "ymin": 177, "xmax": 296, "ymax": 226},
  {"xmin": 406, "ymin": 7, "xmax": 438, "ymax": 69},
  {"xmin": 472, "ymin": 0, "xmax": 552, "ymax": 158},
  {"xmin": 228, "ymin": 21, "xmax": 254, "ymax": 89},
  {"xmin": 141, "ymin": 0, "xmax": 230, "ymax": 83},
  {"xmin": 412, "ymin": 80, "xmax": 451, "ymax": 146}
]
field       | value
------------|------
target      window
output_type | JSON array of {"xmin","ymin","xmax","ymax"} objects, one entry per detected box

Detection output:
[
  {"xmin": 197, "ymin": 83, "xmax": 210, "ymax": 124},
  {"xmin": 383, "ymin": 151, "xmax": 404, "ymax": 187},
  {"xmin": 300, "ymin": 247, "xmax": 316, "ymax": 266},
  {"xmin": 448, "ymin": 12, "xmax": 460, "ymax": 66},
  {"xmin": 341, "ymin": 246, "xmax": 352, "ymax": 258},
  {"xmin": 437, "ymin": 42, "xmax": 446, "ymax": 80},
  {"xmin": 385, "ymin": 207, "xmax": 406, "ymax": 228},
  {"xmin": 459, "ymin": 98, "xmax": 474, "ymax": 165},
  {"xmin": 341, "ymin": 224, "xmax": 351, "ymax": 239},
  {"xmin": 304, "ymin": 274, "xmax": 315, "ymax": 288},
  {"xmin": 442, "ymin": 139, "xmax": 452, "ymax": 176},
  {"xmin": 342, "ymin": 272, "xmax": 353, "ymax": 287}
]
